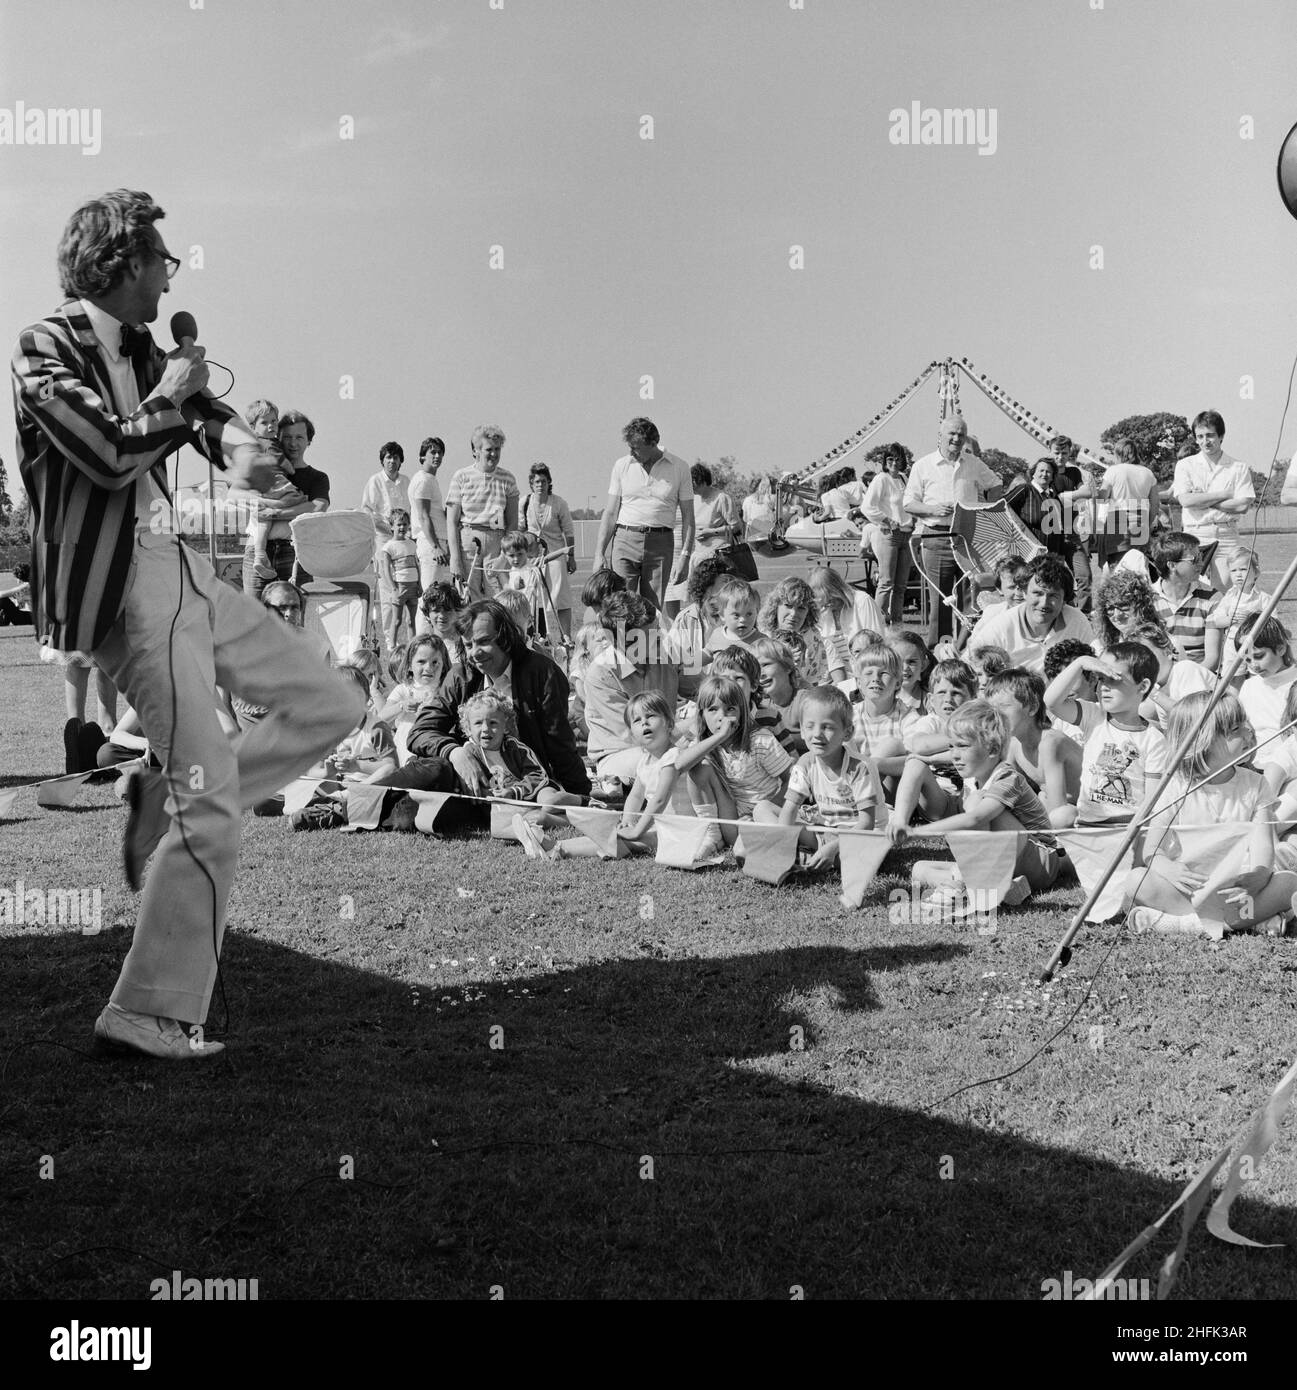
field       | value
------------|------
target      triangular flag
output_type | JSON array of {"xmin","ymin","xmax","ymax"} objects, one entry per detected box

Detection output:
[
  {"xmin": 409, "ymin": 789, "xmax": 453, "ymax": 834},
  {"xmin": 654, "ymin": 814, "xmax": 722, "ymax": 870},
  {"xmin": 1207, "ymin": 1053, "xmax": 1297, "ymax": 1250},
  {"xmin": 491, "ymin": 801, "xmax": 524, "ymax": 840},
  {"xmin": 1055, "ymin": 826, "xmax": 1136, "ymax": 923},
  {"xmin": 281, "ymin": 778, "xmax": 320, "ymax": 816},
  {"xmin": 0, "ymin": 786, "xmax": 20, "ymax": 817},
  {"xmin": 1157, "ymin": 1144, "xmax": 1237, "ymax": 1299},
  {"xmin": 1179, "ymin": 825, "xmax": 1265, "ymax": 926},
  {"xmin": 947, "ymin": 831, "xmax": 1019, "ymax": 905},
  {"xmin": 838, "ymin": 830, "xmax": 892, "ymax": 908},
  {"xmin": 35, "ymin": 771, "xmax": 93, "ymax": 809},
  {"xmin": 340, "ymin": 783, "xmax": 387, "ymax": 832},
  {"xmin": 735, "ymin": 823, "xmax": 801, "ymax": 885},
  {"xmin": 565, "ymin": 805, "xmax": 623, "ymax": 859}
]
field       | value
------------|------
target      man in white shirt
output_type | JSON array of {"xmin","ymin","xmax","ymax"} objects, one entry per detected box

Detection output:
[
  {"xmin": 361, "ymin": 440, "xmax": 410, "ymax": 543},
  {"xmin": 967, "ymin": 554, "xmax": 1095, "ymax": 673},
  {"xmin": 1172, "ymin": 410, "xmax": 1253, "ymax": 589},
  {"xmin": 408, "ymin": 435, "xmax": 449, "ymax": 606},
  {"xmin": 594, "ymin": 417, "xmax": 696, "ymax": 613},
  {"xmin": 1098, "ymin": 438, "xmax": 1164, "ymax": 567},
  {"xmin": 903, "ymin": 415, "xmax": 1003, "ymax": 642}
]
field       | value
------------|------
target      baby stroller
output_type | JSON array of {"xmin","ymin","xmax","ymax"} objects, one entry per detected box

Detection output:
[{"xmin": 290, "ymin": 510, "xmax": 387, "ymax": 688}]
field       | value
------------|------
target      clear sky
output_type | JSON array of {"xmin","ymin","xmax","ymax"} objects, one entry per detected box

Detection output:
[{"xmin": 3, "ymin": 0, "xmax": 1296, "ymax": 512}]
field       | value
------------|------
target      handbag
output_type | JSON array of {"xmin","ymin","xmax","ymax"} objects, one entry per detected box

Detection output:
[{"xmin": 716, "ymin": 537, "xmax": 759, "ymax": 583}]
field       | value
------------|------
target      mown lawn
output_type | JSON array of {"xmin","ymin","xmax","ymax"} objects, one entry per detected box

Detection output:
[{"xmin": 3, "ymin": 629, "xmax": 1297, "ymax": 1300}]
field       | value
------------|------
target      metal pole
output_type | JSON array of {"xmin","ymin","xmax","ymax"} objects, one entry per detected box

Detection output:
[
  {"xmin": 1040, "ymin": 544, "xmax": 1297, "ymax": 981},
  {"xmin": 207, "ymin": 457, "xmax": 218, "ymax": 570}
]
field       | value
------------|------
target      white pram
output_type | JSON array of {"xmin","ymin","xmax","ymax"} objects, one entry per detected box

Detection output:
[{"xmin": 290, "ymin": 510, "xmax": 386, "ymax": 686}]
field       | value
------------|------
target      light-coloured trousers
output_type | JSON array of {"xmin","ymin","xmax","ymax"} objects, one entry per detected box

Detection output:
[{"xmin": 92, "ymin": 532, "xmax": 364, "ymax": 1023}]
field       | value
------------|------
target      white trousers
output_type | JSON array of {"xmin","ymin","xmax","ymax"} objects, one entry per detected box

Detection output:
[{"xmin": 92, "ymin": 533, "xmax": 364, "ymax": 1023}]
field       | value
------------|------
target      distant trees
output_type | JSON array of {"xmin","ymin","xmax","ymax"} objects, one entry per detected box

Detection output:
[{"xmin": 1099, "ymin": 412, "xmax": 1190, "ymax": 483}]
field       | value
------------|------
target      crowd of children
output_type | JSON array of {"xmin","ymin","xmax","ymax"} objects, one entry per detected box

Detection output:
[{"xmin": 256, "ymin": 520, "xmax": 1297, "ymax": 941}]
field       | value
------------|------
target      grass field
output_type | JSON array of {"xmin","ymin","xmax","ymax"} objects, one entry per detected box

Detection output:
[{"xmin": 4, "ymin": 562, "xmax": 1297, "ymax": 1302}]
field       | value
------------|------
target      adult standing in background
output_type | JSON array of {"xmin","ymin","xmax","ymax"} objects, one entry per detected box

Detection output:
[
  {"xmin": 446, "ymin": 425, "xmax": 519, "ymax": 599},
  {"xmin": 904, "ymin": 415, "xmax": 1003, "ymax": 644},
  {"xmin": 1173, "ymin": 410, "xmax": 1254, "ymax": 590},
  {"xmin": 861, "ymin": 445, "xmax": 912, "ymax": 627},
  {"xmin": 687, "ymin": 463, "xmax": 739, "ymax": 570},
  {"xmin": 1098, "ymin": 437, "xmax": 1164, "ymax": 569},
  {"xmin": 742, "ymin": 474, "xmax": 777, "ymax": 544},
  {"xmin": 409, "ymin": 436, "xmax": 449, "ymax": 628},
  {"xmin": 361, "ymin": 440, "xmax": 409, "ymax": 545},
  {"xmin": 235, "ymin": 406, "xmax": 330, "ymax": 599},
  {"xmin": 594, "ymin": 417, "xmax": 695, "ymax": 616},
  {"xmin": 1050, "ymin": 434, "xmax": 1100, "ymax": 613},
  {"xmin": 521, "ymin": 462, "xmax": 577, "ymax": 639}
]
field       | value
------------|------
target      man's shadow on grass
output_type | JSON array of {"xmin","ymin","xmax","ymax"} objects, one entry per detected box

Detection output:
[{"xmin": 2, "ymin": 926, "xmax": 1293, "ymax": 1300}]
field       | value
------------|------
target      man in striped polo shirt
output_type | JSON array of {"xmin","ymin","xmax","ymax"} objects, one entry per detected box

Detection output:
[
  {"xmin": 594, "ymin": 417, "xmax": 695, "ymax": 613},
  {"xmin": 1149, "ymin": 532, "xmax": 1220, "ymax": 667},
  {"xmin": 446, "ymin": 425, "xmax": 519, "ymax": 599}
]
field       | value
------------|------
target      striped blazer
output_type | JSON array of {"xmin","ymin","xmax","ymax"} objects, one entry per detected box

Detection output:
[{"xmin": 11, "ymin": 301, "xmax": 247, "ymax": 652}]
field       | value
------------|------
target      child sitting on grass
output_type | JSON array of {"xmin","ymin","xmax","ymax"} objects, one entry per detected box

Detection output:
[
  {"xmin": 975, "ymin": 556, "xmax": 1029, "ymax": 615},
  {"xmin": 547, "ymin": 691, "xmax": 725, "ymax": 862},
  {"xmin": 1042, "ymin": 638, "xmax": 1096, "ymax": 738},
  {"xmin": 1235, "ymin": 613, "xmax": 1297, "ymax": 749},
  {"xmin": 889, "ymin": 630, "xmax": 932, "ymax": 715},
  {"xmin": 903, "ymin": 658, "xmax": 978, "ymax": 799},
  {"xmin": 844, "ymin": 641, "xmax": 916, "ymax": 780},
  {"xmin": 983, "ymin": 667, "xmax": 1083, "ymax": 823},
  {"xmin": 1260, "ymin": 681, "xmax": 1297, "ymax": 829},
  {"xmin": 888, "ymin": 700, "xmax": 1060, "ymax": 907},
  {"xmin": 419, "ymin": 581, "xmax": 466, "ymax": 663},
  {"xmin": 753, "ymin": 634, "xmax": 809, "ymax": 754},
  {"xmin": 761, "ymin": 684, "xmax": 881, "ymax": 873},
  {"xmin": 1125, "ymin": 692, "xmax": 1297, "ymax": 938},
  {"xmin": 1208, "ymin": 549, "xmax": 1269, "ymax": 672},
  {"xmin": 809, "ymin": 564, "xmax": 885, "ymax": 682},
  {"xmin": 291, "ymin": 665, "xmax": 399, "ymax": 830},
  {"xmin": 1122, "ymin": 621, "xmax": 1214, "ymax": 730},
  {"xmin": 967, "ymin": 644, "xmax": 1012, "ymax": 696},
  {"xmin": 1042, "ymin": 642, "xmax": 1165, "ymax": 828},
  {"xmin": 378, "ymin": 634, "xmax": 450, "ymax": 763},
  {"xmin": 705, "ymin": 577, "xmax": 762, "ymax": 654}
]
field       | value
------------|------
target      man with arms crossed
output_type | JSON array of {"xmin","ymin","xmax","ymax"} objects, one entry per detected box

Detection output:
[{"xmin": 13, "ymin": 190, "xmax": 362, "ymax": 1060}]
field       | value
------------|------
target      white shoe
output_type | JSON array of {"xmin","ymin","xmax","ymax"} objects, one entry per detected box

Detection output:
[
  {"xmin": 511, "ymin": 814, "xmax": 555, "ymax": 860},
  {"xmin": 93, "ymin": 1004, "xmax": 224, "ymax": 1060}
]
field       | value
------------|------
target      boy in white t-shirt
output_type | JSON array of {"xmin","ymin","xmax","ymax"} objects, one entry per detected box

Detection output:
[
  {"xmin": 379, "ymin": 510, "xmax": 421, "ymax": 652},
  {"xmin": 1043, "ymin": 642, "xmax": 1167, "ymax": 827}
]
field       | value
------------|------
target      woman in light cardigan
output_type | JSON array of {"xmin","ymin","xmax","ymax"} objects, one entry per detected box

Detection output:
[
  {"xmin": 521, "ymin": 462, "xmax": 577, "ymax": 638},
  {"xmin": 861, "ymin": 447, "xmax": 912, "ymax": 626}
]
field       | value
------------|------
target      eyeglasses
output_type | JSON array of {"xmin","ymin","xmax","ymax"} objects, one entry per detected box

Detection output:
[{"xmin": 148, "ymin": 245, "xmax": 181, "ymax": 279}]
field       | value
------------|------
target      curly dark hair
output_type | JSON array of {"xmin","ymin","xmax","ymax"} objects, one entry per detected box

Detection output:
[
  {"xmin": 57, "ymin": 189, "xmax": 165, "ymax": 299},
  {"xmin": 686, "ymin": 555, "xmax": 732, "ymax": 610}
]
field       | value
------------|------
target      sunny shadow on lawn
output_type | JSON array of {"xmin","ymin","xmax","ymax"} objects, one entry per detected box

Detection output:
[{"xmin": 3, "ymin": 639, "xmax": 1297, "ymax": 1298}]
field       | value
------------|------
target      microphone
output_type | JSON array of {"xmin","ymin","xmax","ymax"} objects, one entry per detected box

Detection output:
[{"xmin": 169, "ymin": 310, "xmax": 198, "ymax": 350}]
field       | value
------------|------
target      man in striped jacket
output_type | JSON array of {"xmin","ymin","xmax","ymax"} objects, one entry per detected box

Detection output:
[{"xmin": 12, "ymin": 189, "xmax": 363, "ymax": 1060}]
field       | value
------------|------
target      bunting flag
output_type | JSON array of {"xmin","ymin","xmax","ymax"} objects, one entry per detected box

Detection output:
[
  {"xmin": 946, "ymin": 830, "xmax": 1019, "ymax": 905},
  {"xmin": 409, "ymin": 789, "xmax": 454, "ymax": 834},
  {"xmin": 490, "ymin": 801, "xmax": 524, "ymax": 840},
  {"xmin": 1207, "ymin": 1053, "xmax": 1297, "ymax": 1249},
  {"xmin": 735, "ymin": 824, "xmax": 801, "ymax": 885},
  {"xmin": 565, "ymin": 805, "xmax": 623, "ymax": 859},
  {"xmin": 654, "ymin": 814, "xmax": 723, "ymax": 870},
  {"xmin": 1053, "ymin": 826, "xmax": 1136, "ymax": 923},
  {"xmin": 0, "ymin": 786, "xmax": 21, "ymax": 817},
  {"xmin": 1157, "ymin": 1144, "xmax": 1238, "ymax": 1299},
  {"xmin": 35, "ymin": 770, "xmax": 94, "ymax": 809},
  {"xmin": 340, "ymin": 784, "xmax": 387, "ymax": 832},
  {"xmin": 838, "ymin": 830, "xmax": 892, "ymax": 908},
  {"xmin": 1079, "ymin": 1142, "xmax": 1233, "ymax": 1301},
  {"xmin": 281, "ymin": 778, "xmax": 321, "ymax": 816}
]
